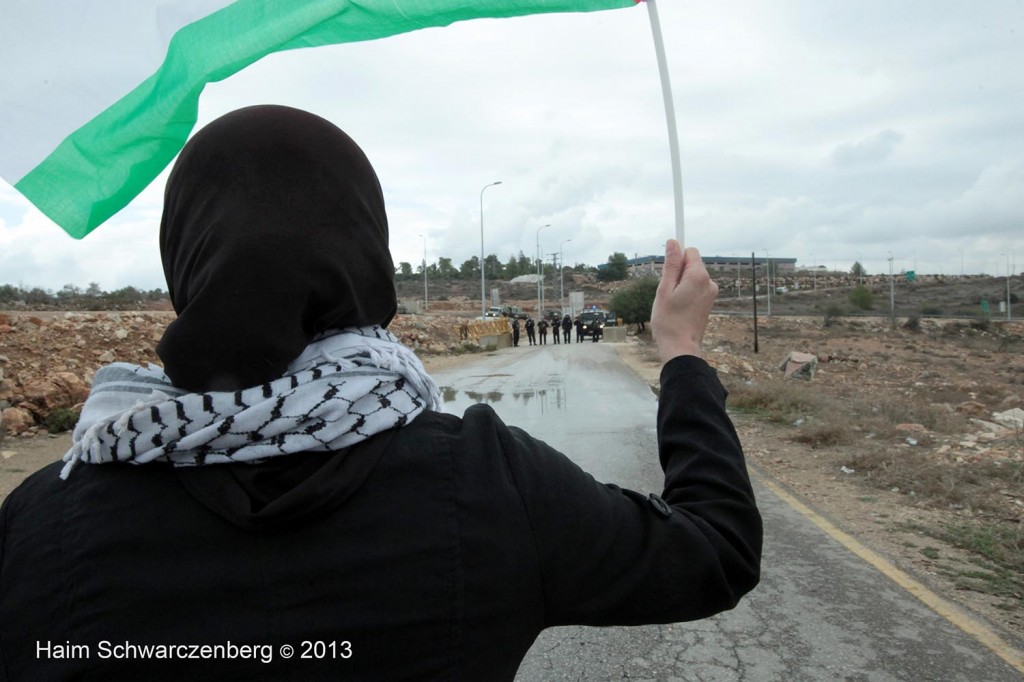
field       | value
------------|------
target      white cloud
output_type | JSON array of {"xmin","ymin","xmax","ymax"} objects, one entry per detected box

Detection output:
[{"xmin": 830, "ymin": 130, "xmax": 904, "ymax": 167}]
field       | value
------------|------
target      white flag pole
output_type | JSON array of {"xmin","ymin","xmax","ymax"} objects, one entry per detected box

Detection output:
[{"xmin": 645, "ymin": 0, "xmax": 685, "ymax": 247}]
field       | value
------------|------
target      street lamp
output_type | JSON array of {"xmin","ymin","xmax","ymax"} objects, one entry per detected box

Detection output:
[
  {"xmin": 418, "ymin": 233, "xmax": 428, "ymax": 312},
  {"xmin": 479, "ymin": 181, "xmax": 502, "ymax": 319},
  {"xmin": 536, "ymin": 224, "xmax": 550, "ymax": 317},
  {"xmin": 888, "ymin": 251, "xmax": 895, "ymax": 326},
  {"xmin": 559, "ymin": 238, "xmax": 572, "ymax": 315},
  {"xmin": 1002, "ymin": 252, "xmax": 1012, "ymax": 321},
  {"xmin": 763, "ymin": 249, "xmax": 771, "ymax": 316},
  {"xmin": 810, "ymin": 252, "xmax": 816, "ymax": 291}
]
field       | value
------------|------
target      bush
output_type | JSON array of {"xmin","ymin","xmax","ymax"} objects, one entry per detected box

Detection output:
[
  {"xmin": 823, "ymin": 304, "xmax": 843, "ymax": 327},
  {"xmin": 903, "ymin": 315, "xmax": 922, "ymax": 333},
  {"xmin": 849, "ymin": 286, "xmax": 874, "ymax": 310},
  {"xmin": 44, "ymin": 408, "xmax": 79, "ymax": 434}
]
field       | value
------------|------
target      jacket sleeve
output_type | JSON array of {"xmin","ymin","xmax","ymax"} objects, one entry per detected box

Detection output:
[{"xmin": 497, "ymin": 354, "xmax": 762, "ymax": 627}]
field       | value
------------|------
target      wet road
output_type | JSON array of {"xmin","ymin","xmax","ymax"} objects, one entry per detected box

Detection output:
[{"xmin": 431, "ymin": 343, "xmax": 1023, "ymax": 682}]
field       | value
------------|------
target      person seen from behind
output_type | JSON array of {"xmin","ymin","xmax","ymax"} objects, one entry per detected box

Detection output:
[{"xmin": 0, "ymin": 105, "xmax": 761, "ymax": 681}]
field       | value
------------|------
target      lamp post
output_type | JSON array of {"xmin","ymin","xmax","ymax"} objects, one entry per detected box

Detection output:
[
  {"xmin": 418, "ymin": 233, "xmax": 428, "ymax": 312},
  {"xmin": 559, "ymin": 238, "xmax": 572, "ymax": 315},
  {"xmin": 1002, "ymin": 252, "xmax": 1012, "ymax": 321},
  {"xmin": 536, "ymin": 224, "xmax": 550, "ymax": 317},
  {"xmin": 479, "ymin": 181, "xmax": 502, "ymax": 319},
  {"xmin": 810, "ymin": 252, "xmax": 816, "ymax": 291},
  {"xmin": 763, "ymin": 249, "xmax": 771, "ymax": 316},
  {"xmin": 888, "ymin": 251, "xmax": 895, "ymax": 327}
]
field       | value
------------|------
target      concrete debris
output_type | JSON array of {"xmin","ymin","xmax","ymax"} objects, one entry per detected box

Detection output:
[{"xmin": 779, "ymin": 351, "xmax": 818, "ymax": 381}]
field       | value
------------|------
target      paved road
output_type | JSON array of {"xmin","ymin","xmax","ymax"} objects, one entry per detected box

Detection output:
[{"xmin": 431, "ymin": 342, "xmax": 1023, "ymax": 682}]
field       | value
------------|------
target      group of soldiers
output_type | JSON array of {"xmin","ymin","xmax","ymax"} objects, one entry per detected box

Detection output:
[{"xmin": 510, "ymin": 314, "xmax": 601, "ymax": 347}]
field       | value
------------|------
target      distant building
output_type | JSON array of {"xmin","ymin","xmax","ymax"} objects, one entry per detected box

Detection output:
[{"xmin": 598, "ymin": 255, "xmax": 797, "ymax": 278}]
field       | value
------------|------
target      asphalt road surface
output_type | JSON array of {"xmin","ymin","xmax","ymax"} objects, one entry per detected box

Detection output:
[{"xmin": 431, "ymin": 342, "xmax": 1023, "ymax": 682}]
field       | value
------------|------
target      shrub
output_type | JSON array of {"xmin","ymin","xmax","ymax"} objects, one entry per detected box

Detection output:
[
  {"xmin": 849, "ymin": 286, "xmax": 874, "ymax": 310},
  {"xmin": 902, "ymin": 315, "xmax": 922, "ymax": 333},
  {"xmin": 44, "ymin": 408, "xmax": 79, "ymax": 434},
  {"xmin": 823, "ymin": 304, "xmax": 843, "ymax": 327}
]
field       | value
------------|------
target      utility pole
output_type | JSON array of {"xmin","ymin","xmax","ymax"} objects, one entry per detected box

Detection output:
[
  {"xmin": 536, "ymin": 223, "xmax": 550, "ymax": 317},
  {"xmin": 888, "ymin": 252, "xmax": 895, "ymax": 328},
  {"xmin": 548, "ymin": 252, "xmax": 560, "ymax": 313},
  {"xmin": 751, "ymin": 252, "xmax": 759, "ymax": 353},
  {"xmin": 418, "ymin": 233, "xmax": 428, "ymax": 312},
  {"xmin": 1003, "ymin": 252, "xmax": 1012, "ymax": 321}
]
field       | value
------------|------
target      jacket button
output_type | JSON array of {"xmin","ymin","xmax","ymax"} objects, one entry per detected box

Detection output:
[{"xmin": 648, "ymin": 493, "xmax": 673, "ymax": 518}]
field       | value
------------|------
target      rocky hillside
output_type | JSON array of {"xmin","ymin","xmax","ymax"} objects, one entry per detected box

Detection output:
[{"xmin": 0, "ymin": 311, "xmax": 501, "ymax": 438}]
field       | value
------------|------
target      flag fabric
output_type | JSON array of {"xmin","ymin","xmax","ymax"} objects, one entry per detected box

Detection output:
[{"xmin": 1, "ymin": 0, "xmax": 638, "ymax": 239}]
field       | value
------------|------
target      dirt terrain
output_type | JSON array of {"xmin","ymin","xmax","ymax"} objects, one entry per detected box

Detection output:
[
  {"xmin": 2, "ymin": 274, "xmax": 1023, "ymax": 650},
  {"xmin": 615, "ymin": 314, "xmax": 1024, "ymax": 649}
]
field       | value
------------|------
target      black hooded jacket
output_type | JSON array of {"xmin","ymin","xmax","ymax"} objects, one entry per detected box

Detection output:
[{"xmin": 0, "ymin": 355, "xmax": 760, "ymax": 681}]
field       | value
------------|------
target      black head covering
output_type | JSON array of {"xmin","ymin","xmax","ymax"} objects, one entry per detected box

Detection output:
[{"xmin": 157, "ymin": 105, "xmax": 396, "ymax": 392}]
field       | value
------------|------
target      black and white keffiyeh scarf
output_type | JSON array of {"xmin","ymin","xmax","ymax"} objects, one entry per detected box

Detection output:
[{"xmin": 61, "ymin": 327, "xmax": 441, "ymax": 479}]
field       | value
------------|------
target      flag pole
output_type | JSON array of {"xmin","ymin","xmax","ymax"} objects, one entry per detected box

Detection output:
[{"xmin": 645, "ymin": 0, "xmax": 684, "ymax": 247}]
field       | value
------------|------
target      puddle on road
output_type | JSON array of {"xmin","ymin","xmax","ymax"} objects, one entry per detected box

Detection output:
[{"xmin": 439, "ymin": 385, "xmax": 569, "ymax": 417}]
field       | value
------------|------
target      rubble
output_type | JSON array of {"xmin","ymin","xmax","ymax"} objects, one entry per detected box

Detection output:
[{"xmin": 779, "ymin": 351, "xmax": 818, "ymax": 380}]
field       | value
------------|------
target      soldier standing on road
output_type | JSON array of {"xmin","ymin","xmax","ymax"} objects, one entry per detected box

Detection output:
[
  {"xmin": 575, "ymin": 316, "xmax": 585, "ymax": 343},
  {"xmin": 511, "ymin": 317, "xmax": 520, "ymax": 348},
  {"xmin": 524, "ymin": 317, "xmax": 536, "ymax": 345},
  {"xmin": 538, "ymin": 318, "xmax": 548, "ymax": 344},
  {"xmin": 561, "ymin": 315, "xmax": 571, "ymax": 344},
  {"xmin": 551, "ymin": 315, "xmax": 560, "ymax": 345}
]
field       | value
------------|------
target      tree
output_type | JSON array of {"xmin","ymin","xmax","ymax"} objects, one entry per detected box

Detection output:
[
  {"xmin": 505, "ymin": 254, "xmax": 520, "ymax": 279},
  {"xmin": 56, "ymin": 284, "xmax": 81, "ymax": 302},
  {"xmin": 609, "ymin": 276, "xmax": 659, "ymax": 332},
  {"xmin": 484, "ymin": 254, "xmax": 503, "ymax": 280},
  {"xmin": 851, "ymin": 261, "xmax": 867, "ymax": 278},
  {"xmin": 516, "ymin": 251, "xmax": 532, "ymax": 274},
  {"xmin": 107, "ymin": 286, "xmax": 143, "ymax": 306},
  {"xmin": 459, "ymin": 256, "xmax": 480, "ymax": 280},
  {"xmin": 436, "ymin": 257, "xmax": 455, "ymax": 280},
  {"xmin": 597, "ymin": 252, "xmax": 629, "ymax": 282},
  {"xmin": 396, "ymin": 262, "xmax": 414, "ymax": 281}
]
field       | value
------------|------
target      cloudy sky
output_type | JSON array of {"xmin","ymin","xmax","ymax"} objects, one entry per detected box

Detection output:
[{"xmin": 2, "ymin": 0, "xmax": 1023, "ymax": 292}]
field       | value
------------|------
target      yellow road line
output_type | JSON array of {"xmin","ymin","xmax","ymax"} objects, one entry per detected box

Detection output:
[{"xmin": 756, "ymin": 474, "xmax": 1024, "ymax": 674}]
